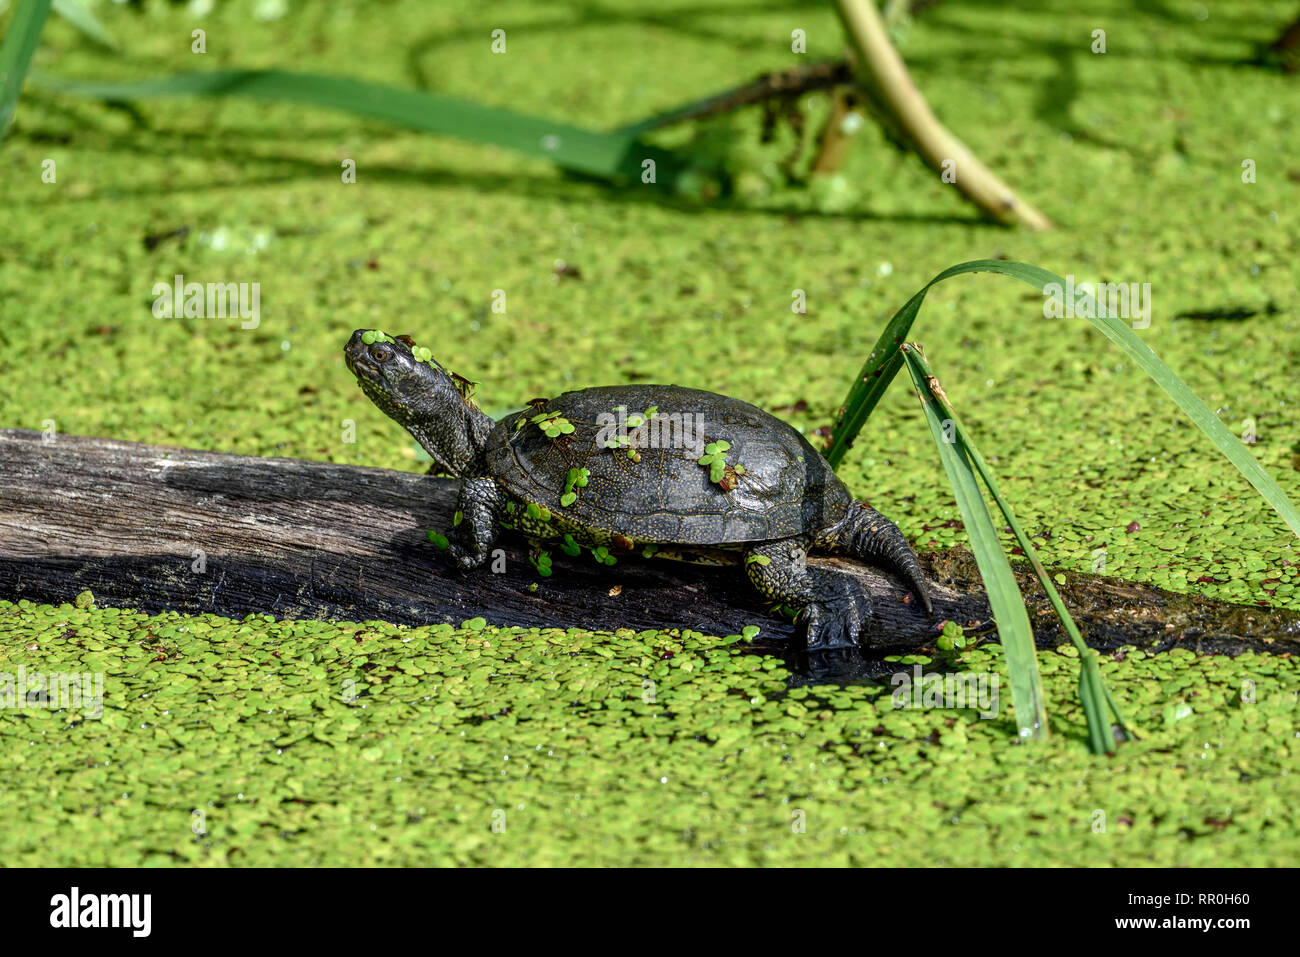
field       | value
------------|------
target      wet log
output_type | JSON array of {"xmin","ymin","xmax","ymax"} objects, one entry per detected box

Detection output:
[{"xmin": 1, "ymin": 430, "xmax": 1295, "ymax": 668}]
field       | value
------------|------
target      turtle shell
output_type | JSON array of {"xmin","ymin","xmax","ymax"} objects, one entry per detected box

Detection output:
[{"xmin": 482, "ymin": 384, "xmax": 851, "ymax": 544}]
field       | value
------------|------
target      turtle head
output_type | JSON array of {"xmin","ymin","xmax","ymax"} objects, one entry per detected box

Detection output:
[{"xmin": 344, "ymin": 329, "xmax": 493, "ymax": 477}]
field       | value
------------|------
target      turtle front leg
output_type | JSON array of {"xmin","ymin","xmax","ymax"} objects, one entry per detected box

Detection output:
[
  {"xmin": 743, "ymin": 538, "xmax": 873, "ymax": 651},
  {"xmin": 446, "ymin": 477, "xmax": 504, "ymax": 570}
]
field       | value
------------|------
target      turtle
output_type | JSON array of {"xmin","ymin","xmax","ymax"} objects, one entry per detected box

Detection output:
[{"xmin": 344, "ymin": 329, "xmax": 933, "ymax": 651}]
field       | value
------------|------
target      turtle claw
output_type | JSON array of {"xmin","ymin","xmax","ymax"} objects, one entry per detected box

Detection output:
[
  {"xmin": 801, "ymin": 581, "xmax": 873, "ymax": 651},
  {"xmin": 446, "ymin": 538, "xmax": 488, "ymax": 571}
]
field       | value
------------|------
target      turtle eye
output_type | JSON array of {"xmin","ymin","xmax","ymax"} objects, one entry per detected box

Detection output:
[{"xmin": 370, "ymin": 347, "xmax": 390, "ymax": 362}]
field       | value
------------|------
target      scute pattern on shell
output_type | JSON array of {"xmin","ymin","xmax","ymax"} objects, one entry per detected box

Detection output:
[{"xmin": 483, "ymin": 385, "xmax": 851, "ymax": 545}]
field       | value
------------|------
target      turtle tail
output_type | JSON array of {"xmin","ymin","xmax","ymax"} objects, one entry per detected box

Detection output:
[{"xmin": 828, "ymin": 501, "xmax": 933, "ymax": 616}]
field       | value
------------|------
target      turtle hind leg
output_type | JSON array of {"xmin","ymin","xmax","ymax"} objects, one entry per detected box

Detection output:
[
  {"xmin": 822, "ymin": 501, "xmax": 933, "ymax": 616},
  {"xmin": 743, "ymin": 538, "xmax": 873, "ymax": 651}
]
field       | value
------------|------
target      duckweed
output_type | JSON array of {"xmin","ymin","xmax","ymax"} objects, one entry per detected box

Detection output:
[{"xmin": 0, "ymin": 599, "xmax": 1295, "ymax": 866}]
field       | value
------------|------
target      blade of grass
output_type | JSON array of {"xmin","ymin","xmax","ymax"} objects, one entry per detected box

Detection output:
[
  {"xmin": 1077, "ymin": 666, "xmax": 1109, "ymax": 755},
  {"xmin": 900, "ymin": 344, "xmax": 1048, "ymax": 742},
  {"xmin": 826, "ymin": 259, "xmax": 1300, "ymax": 540},
  {"xmin": 52, "ymin": 0, "xmax": 115, "ymax": 49},
  {"xmin": 904, "ymin": 343, "xmax": 1134, "ymax": 752},
  {"xmin": 31, "ymin": 69, "xmax": 713, "ymax": 188},
  {"xmin": 0, "ymin": 0, "xmax": 53, "ymax": 139}
]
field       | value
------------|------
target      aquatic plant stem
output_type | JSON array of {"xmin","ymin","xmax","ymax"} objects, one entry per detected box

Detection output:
[{"xmin": 832, "ymin": 0, "xmax": 1053, "ymax": 229}]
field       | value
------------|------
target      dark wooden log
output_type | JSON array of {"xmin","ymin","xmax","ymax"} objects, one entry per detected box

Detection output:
[{"xmin": 1, "ymin": 430, "xmax": 1295, "ymax": 668}]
